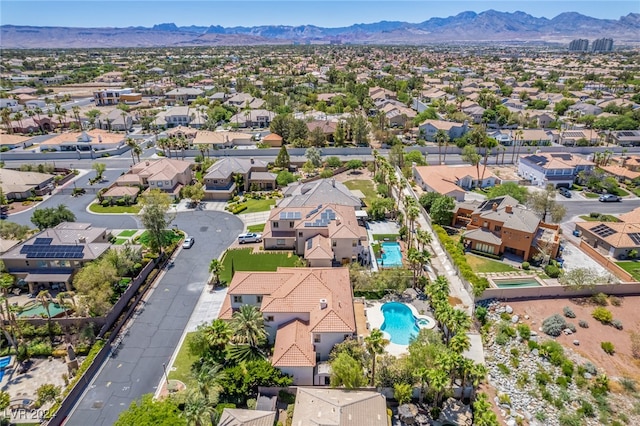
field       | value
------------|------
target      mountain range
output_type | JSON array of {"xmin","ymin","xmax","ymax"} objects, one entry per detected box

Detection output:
[{"xmin": 2, "ymin": 10, "xmax": 639, "ymax": 48}]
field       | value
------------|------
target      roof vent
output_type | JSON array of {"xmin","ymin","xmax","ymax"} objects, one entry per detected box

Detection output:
[
  {"xmin": 492, "ymin": 202, "xmax": 498, "ymax": 211},
  {"xmin": 319, "ymin": 298, "xmax": 328, "ymax": 309}
]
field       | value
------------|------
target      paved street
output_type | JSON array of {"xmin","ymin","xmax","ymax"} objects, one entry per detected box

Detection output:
[{"xmin": 65, "ymin": 211, "xmax": 243, "ymax": 426}]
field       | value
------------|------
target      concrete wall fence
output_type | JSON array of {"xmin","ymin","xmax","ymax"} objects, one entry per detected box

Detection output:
[
  {"xmin": 578, "ymin": 240, "xmax": 635, "ymax": 282},
  {"xmin": 479, "ymin": 281, "xmax": 640, "ymax": 302}
]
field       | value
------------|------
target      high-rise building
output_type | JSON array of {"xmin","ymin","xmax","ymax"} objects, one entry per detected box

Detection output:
[
  {"xmin": 592, "ymin": 38, "xmax": 614, "ymax": 52},
  {"xmin": 568, "ymin": 39, "xmax": 589, "ymax": 52}
]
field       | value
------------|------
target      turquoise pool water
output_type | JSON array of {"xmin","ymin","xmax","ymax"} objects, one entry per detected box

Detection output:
[
  {"xmin": 18, "ymin": 303, "xmax": 66, "ymax": 318},
  {"xmin": 494, "ymin": 278, "xmax": 542, "ymax": 288},
  {"xmin": 0, "ymin": 356, "xmax": 12, "ymax": 382},
  {"xmin": 381, "ymin": 302, "xmax": 419, "ymax": 345},
  {"xmin": 378, "ymin": 242, "xmax": 403, "ymax": 267}
]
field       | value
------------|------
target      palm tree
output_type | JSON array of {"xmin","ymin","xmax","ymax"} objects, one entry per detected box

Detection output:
[
  {"xmin": 72, "ymin": 106, "xmax": 82, "ymax": 130},
  {"xmin": 415, "ymin": 229, "xmax": 432, "ymax": 252},
  {"xmin": 444, "ymin": 309, "xmax": 471, "ymax": 344},
  {"xmin": 1, "ymin": 108, "xmax": 13, "ymax": 134},
  {"xmin": 435, "ymin": 129, "xmax": 449, "ymax": 165},
  {"xmin": 364, "ymin": 328, "xmax": 389, "ymax": 386},
  {"xmin": 208, "ymin": 259, "xmax": 224, "ymax": 286},
  {"xmin": 449, "ymin": 332, "xmax": 471, "ymax": 355},
  {"xmin": 126, "ymin": 138, "xmax": 137, "ymax": 165},
  {"xmin": 33, "ymin": 106, "xmax": 44, "ymax": 133},
  {"xmin": 182, "ymin": 389, "xmax": 216, "ymax": 426},
  {"xmin": 38, "ymin": 290, "xmax": 55, "ymax": 344},
  {"xmin": 133, "ymin": 145, "xmax": 142, "ymax": 163},
  {"xmin": 13, "ymin": 111, "xmax": 24, "ymax": 133},
  {"xmin": 514, "ymin": 129, "xmax": 524, "ymax": 163},
  {"xmin": 202, "ymin": 319, "xmax": 232, "ymax": 353},
  {"xmin": 427, "ymin": 367, "xmax": 449, "ymax": 406},
  {"xmin": 406, "ymin": 205, "xmax": 420, "ymax": 249},
  {"xmin": 230, "ymin": 305, "xmax": 267, "ymax": 348}
]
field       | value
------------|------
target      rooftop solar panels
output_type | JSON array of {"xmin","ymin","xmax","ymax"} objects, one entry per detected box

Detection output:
[
  {"xmin": 629, "ymin": 233, "xmax": 640, "ymax": 245},
  {"xmin": 20, "ymin": 244, "xmax": 84, "ymax": 259},
  {"xmin": 591, "ymin": 224, "xmax": 617, "ymax": 238},
  {"xmin": 33, "ymin": 238, "xmax": 53, "ymax": 245},
  {"xmin": 619, "ymin": 131, "xmax": 637, "ymax": 137},
  {"xmin": 279, "ymin": 211, "xmax": 301, "ymax": 220},
  {"xmin": 303, "ymin": 209, "xmax": 337, "ymax": 227}
]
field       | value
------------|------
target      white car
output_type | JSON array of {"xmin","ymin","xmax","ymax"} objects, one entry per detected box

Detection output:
[
  {"xmin": 238, "ymin": 233, "xmax": 262, "ymax": 244},
  {"xmin": 182, "ymin": 236, "xmax": 195, "ymax": 248}
]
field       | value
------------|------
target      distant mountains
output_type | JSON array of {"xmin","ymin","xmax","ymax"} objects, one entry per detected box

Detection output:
[{"xmin": 2, "ymin": 10, "xmax": 639, "ymax": 48}]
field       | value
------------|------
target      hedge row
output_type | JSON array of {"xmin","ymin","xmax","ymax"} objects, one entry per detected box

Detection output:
[
  {"xmin": 432, "ymin": 224, "xmax": 490, "ymax": 297},
  {"xmin": 228, "ymin": 204, "xmax": 248, "ymax": 214}
]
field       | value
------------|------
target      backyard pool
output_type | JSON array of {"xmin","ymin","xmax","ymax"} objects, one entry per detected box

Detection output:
[
  {"xmin": 378, "ymin": 242, "xmax": 403, "ymax": 268},
  {"xmin": 492, "ymin": 277, "xmax": 543, "ymax": 288},
  {"xmin": 18, "ymin": 302, "xmax": 67, "ymax": 318},
  {"xmin": 0, "ymin": 356, "xmax": 13, "ymax": 383},
  {"xmin": 380, "ymin": 302, "xmax": 435, "ymax": 345}
]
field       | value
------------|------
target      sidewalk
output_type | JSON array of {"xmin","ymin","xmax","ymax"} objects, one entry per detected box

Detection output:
[{"xmin": 170, "ymin": 200, "xmax": 270, "ymax": 227}]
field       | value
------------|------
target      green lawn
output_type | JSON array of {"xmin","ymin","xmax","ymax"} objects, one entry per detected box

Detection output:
[
  {"xmin": 247, "ymin": 223, "xmax": 265, "ymax": 232},
  {"xmin": 220, "ymin": 248, "xmax": 300, "ymax": 284},
  {"xmin": 89, "ymin": 203, "xmax": 141, "ymax": 214},
  {"xmin": 611, "ymin": 187, "xmax": 630, "ymax": 197},
  {"xmin": 136, "ymin": 230, "xmax": 183, "ymax": 247},
  {"xmin": 113, "ymin": 238, "xmax": 128, "ymax": 245},
  {"xmin": 237, "ymin": 199, "xmax": 276, "ymax": 214},
  {"xmin": 344, "ymin": 180, "xmax": 377, "ymax": 206},
  {"xmin": 465, "ymin": 254, "xmax": 517, "ymax": 273},
  {"xmin": 168, "ymin": 332, "xmax": 198, "ymax": 388},
  {"xmin": 578, "ymin": 214, "xmax": 619, "ymax": 222},
  {"xmin": 615, "ymin": 261, "xmax": 640, "ymax": 282},
  {"xmin": 373, "ymin": 234, "xmax": 399, "ymax": 242},
  {"xmin": 118, "ymin": 230, "xmax": 138, "ymax": 237},
  {"xmin": 584, "ymin": 192, "xmax": 600, "ymax": 199}
]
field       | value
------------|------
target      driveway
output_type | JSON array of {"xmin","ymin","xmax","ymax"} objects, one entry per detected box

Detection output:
[{"xmin": 65, "ymin": 210, "xmax": 243, "ymax": 426}]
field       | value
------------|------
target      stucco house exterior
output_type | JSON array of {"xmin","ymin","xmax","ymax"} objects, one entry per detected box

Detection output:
[
  {"xmin": 419, "ymin": 119, "xmax": 470, "ymax": 142},
  {"xmin": 413, "ymin": 165, "xmax": 500, "ymax": 202},
  {"xmin": 518, "ymin": 152, "xmax": 594, "ymax": 188},
  {"xmin": 202, "ymin": 157, "xmax": 275, "ymax": 200},
  {"xmin": 0, "ymin": 168, "xmax": 55, "ymax": 200},
  {"xmin": 112, "ymin": 158, "xmax": 192, "ymax": 199},
  {"xmin": 218, "ymin": 267, "xmax": 356, "ymax": 386}
]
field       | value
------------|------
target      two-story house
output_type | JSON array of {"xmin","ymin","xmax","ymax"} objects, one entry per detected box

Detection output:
[
  {"xmin": 203, "ymin": 157, "xmax": 275, "ymax": 200},
  {"xmin": 164, "ymin": 87, "xmax": 204, "ymax": 105},
  {"xmin": 93, "ymin": 88, "xmax": 133, "ymax": 106},
  {"xmin": 0, "ymin": 222, "xmax": 111, "ymax": 295},
  {"xmin": 419, "ymin": 119, "xmax": 469, "ymax": 142},
  {"xmin": 112, "ymin": 158, "xmax": 192, "ymax": 199},
  {"xmin": 518, "ymin": 152, "xmax": 594, "ymax": 188},
  {"xmin": 224, "ymin": 92, "xmax": 265, "ymax": 109},
  {"xmin": 263, "ymin": 204, "xmax": 368, "ymax": 266},
  {"xmin": 413, "ymin": 165, "xmax": 500, "ymax": 201},
  {"xmin": 454, "ymin": 195, "xmax": 560, "ymax": 261},
  {"xmin": 229, "ymin": 109, "xmax": 276, "ymax": 128},
  {"xmin": 218, "ymin": 267, "xmax": 356, "ymax": 385}
]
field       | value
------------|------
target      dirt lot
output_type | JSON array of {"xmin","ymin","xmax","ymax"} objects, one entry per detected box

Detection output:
[{"xmin": 508, "ymin": 296, "xmax": 640, "ymax": 380}]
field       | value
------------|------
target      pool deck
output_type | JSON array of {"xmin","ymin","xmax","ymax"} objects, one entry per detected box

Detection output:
[
  {"xmin": 354, "ymin": 301, "xmax": 369, "ymax": 339},
  {"xmin": 488, "ymin": 275, "xmax": 548, "ymax": 288}
]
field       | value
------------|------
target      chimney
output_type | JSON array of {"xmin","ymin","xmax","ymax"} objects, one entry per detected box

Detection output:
[
  {"xmin": 319, "ymin": 298, "xmax": 328, "ymax": 310},
  {"xmin": 492, "ymin": 202, "xmax": 498, "ymax": 211},
  {"xmin": 331, "ymin": 178, "xmax": 335, "ymax": 187},
  {"xmin": 506, "ymin": 205, "xmax": 513, "ymax": 213},
  {"xmin": 250, "ymin": 158, "xmax": 254, "ymax": 164},
  {"xmin": 78, "ymin": 236, "xmax": 86, "ymax": 243}
]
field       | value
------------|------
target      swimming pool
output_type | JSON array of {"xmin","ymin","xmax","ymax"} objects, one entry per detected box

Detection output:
[
  {"xmin": 18, "ymin": 303, "xmax": 67, "ymax": 318},
  {"xmin": 381, "ymin": 302, "xmax": 419, "ymax": 345},
  {"xmin": 378, "ymin": 242, "xmax": 403, "ymax": 268},
  {"xmin": 0, "ymin": 356, "xmax": 13, "ymax": 383},
  {"xmin": 492, "ymin": 277, "xmax": 543, "ymax": 288}
]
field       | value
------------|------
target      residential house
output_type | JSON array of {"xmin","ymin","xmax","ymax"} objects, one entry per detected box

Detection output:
[
  {"xmin": 153, "ymin": 106, "xmax": 206, "ymax": 129},
  {"xmin": 39, "ymin": 130, "xmax": 124, "ymax": 152},
  {"xmin": 263, "ymin": 204, "xmax": 368, "ymax": 266},
  {"xmin": 520, "ymin": 129, "xmax": 553, "ymax": 146},
  {"xmin": 98, "ymin": 109, "xmax": 133, "ymax": 132},
  {"xmin": 0, "ymin": 98, "xmax": 21, "ymax": 112},
  {"xmin": 463, "ymin": 105, "xmax": 486, "ymax": 124},
  {"xmin": 0, "ymin": 134, "xmax": 34, "ymax": 150},
  {"xmin": 0, "ymin": 222, "xmax": 111, "ymax": 295},
  {"xmin": 419, "ymin": 119, "xmax": 469, "ymax": 142},
  {"xmin": 369, "ymin": 87, "xmax": 397, "ymax": 102},
  {"xmin": 224, "ymin": 93, "xmax": 265, "ymax": 109},
  {"xmin": 218, "ymin": 267, "xmax": 356, "ymax": 385},
  {"xmin": 575, "ymin": 211, "xmax": 640, "ymax": 259},
  {"xmin": 113, "ymin": 158, "xmax": 192, "ymax": 199},
  {"xmin": 291, "ymin": 388, "xmax": 387, "ymax": 426},
  {"xmin": 612, "ymin": 130, "xmax": 640, "ymax": 147},
  {"xmin": 381, "ymin": 104, "xmax": 416, "ymax": 128},
  {"xmin": 278, "ymin": 179, "xmax": 363, "ymax": 209},
  {"xmin": 203, "ymin": 157, "xmax": 275, "ymax": 200},
  {"xmin": 229, "ymin": 109, "xmax": 276, "ymax": 128},
  {"xmin": 454, "ymin": 196, "xmax": 560, "ymax": 261},
  {"xmin": 530, "ymin": 112, "xmax": 555, "ymax": 129},
  {"xmin": 413, "ymin": 165, "xmax": 500, "ymax": 202},
  {"xmin": 306, "ymin": 120, "xmax": 337, "ymax": 143},
  {"xmin": 93, "ymin": 88, "xmax": 133, "ymax": 106},
  {"xmin": 568, "ymin": 102, "xmax": 603, "ymax": 116},
  {"xmin": 164, "ymin": 87, "xmax": 204, "ymax": 105},
  {"xmin": 518, "ymin": 152, "xmax": 594, "ymax": 188},
  {"xmin": 0, "ymin": 168, "xmax": 55, "ymax": 200},
  {"xmin": 217, "ymin": 409, "xmax": 275, "ymax": 426},
  {"xmin": 262, "ymin": 133, "xmax": 283, "ymax": 147},
  {"xmin": 193, "ymin": 130, "xmax": 253, "ymax": 149}
]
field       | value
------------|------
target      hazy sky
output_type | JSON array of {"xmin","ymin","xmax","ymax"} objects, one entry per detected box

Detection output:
[{"xmin": 1, "ymin": 1, "xmax": 638, "ymax": 27}]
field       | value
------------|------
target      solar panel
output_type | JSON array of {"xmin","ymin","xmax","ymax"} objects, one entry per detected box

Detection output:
[
  {"xmin": 629, "ymin": 233, "xmax": 640, "ymax": 245},
  {"xmin": 33, "ymin": 238, "xmax": 53, "ymax": 245},
  {"xmin": 591, "ymin": 224, "xmax": 617, "ymax": 238},
  {"xmin": 619, "ymin": 131, "xmax": 636, "ymax": 137}
]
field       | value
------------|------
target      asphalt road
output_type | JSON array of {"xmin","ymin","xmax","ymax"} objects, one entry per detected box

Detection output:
[
  {"xmin": 561, "ymin": 197, "xmax": 640, "ymax": 220},
  {"xmin": 64, "ymin": 211, "xmax": 243, "ymax": 426}
]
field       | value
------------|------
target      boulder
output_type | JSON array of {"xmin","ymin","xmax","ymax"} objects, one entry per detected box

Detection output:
[
  {"xmin": 511, "ymin": 315, "xmax": 519, "ymax": 324},
  {"xmin": 505, "ymin": 305, "xmax": 513, "ymax": 314},
  {"xmin": 398, "ymin": 404, "xmax": 418, "ymax": 425},
  {"xmin": 573, "ymin": 340, "xmax": 580, "ymax": 346}
]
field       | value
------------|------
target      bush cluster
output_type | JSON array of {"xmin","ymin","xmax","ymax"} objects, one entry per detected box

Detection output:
[
  {"xmin": 544, "ymin": 264, "xmax": 561, "ymax": 278},
  {"xmin": 592, "ymin": 307, "xmax": 613, "ymax": 324},
  {"xmin": 563, "ymin": 306, "xmax": 576, "ymax": 318},
  {"xmin": 542, "ymin": 314, "xmax": 567, "ymax": 337},
  {"xmin": 578, "ymin": 320, "xmax": 589, "ymax": 328},
  {"xmin": 601, "ymin": 341, "xmax": 615, "ymax": 355}
]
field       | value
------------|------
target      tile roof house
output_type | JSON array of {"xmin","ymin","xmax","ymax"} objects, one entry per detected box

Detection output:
[
  {"xmin": 98, "ymin": 109, "xmax": 133, "ymax": 132},
  {"xmin": 164, "ymin": 87, "xmax": 204, "ymax": 105},
  {"xmin": 419, "ymin": 119, "xmax": 469, "ymax": 142},
  {"xmin": 0, "ymin": 168, "xmax": 55, "ymax": 200},
  {"xmin": 219, "ymin": 267, "xmax": 356, "ymax": 385},
  {"xmin": 113, "ymin": 158, "xmax": 192, "ymax": 199},
  {"xmin": 203, "ymin": 157, "xmax": 275, "ymax": 200},
  {"xmin": 229, "ymin": 109, "xmax": 276, "ymax": 128},
  {"xmin": 518, "ymin": 152, "xmax": 594, "ymax": 188},
  {"xmin": 0, "ymin": 222, "xmax": 111, "ymax": 294},
  {"xmin": 291, "ymin": 388, "xmax": 388, "ymax": 426},
  {"xmin": 39, "ymin": 130, "xmax": 124, "ymax": 152},
  {"xmin": 575, "ymin": 207, "xmax": 640, "ymax": 260},
  {"xmin": 217, "ymin": 408, "xmax": 275, "ymax": 426},
  {"xmin": 192, "ymin": 130, "xmax": 253, "ymax": 148},
  {"xmin": 454, "ymin": 196, "xmax": 560, "ymax": 261},
  {"xmin": 278, "ymin": 179, "xmax": 363, "ymax": 209},
  {"xmin": 224, "ymin": 93, "xmax": 266, "ymax": 109},
  {"xmin": 263, "ymin": 204, "xmax": 368, "ymax": 267},
  {"xmin": 413, "ymin": 165, "xmax": 500, "ymax": 201}
]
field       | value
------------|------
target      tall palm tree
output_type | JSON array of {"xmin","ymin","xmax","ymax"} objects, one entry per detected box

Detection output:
[
  {"xmin": 33, "ymin": 106, "xmax": 44, "ymax": 133},
  {"xmin": 182, "ymin": 389, "xmax": 216, "ymax": 426},
  {"xmin": 37, "ymin": 290, "xmax": 55, "ymax": 344},
  {"xmin": 514, "ymin": 129, "xmax": 524, "ymax": 163},
  {"xmin": 230, "ymin": 305, "xmax": 267, "ymax": 348},
  {"xmin": 13, "ymin": 111, "xmax": 24, "ymax": 133},
  {"xmin": 427, "ymin": 367, "xmax": 450, "ymax": 407},
  {"xmin": 202, "ymin": 319, "xmax": 232, "ymax": 353},
  {"xmin": 133, "ymin": 145, "xmax": 142, "ymax": 163},
  {"xmin": 1, "ymin": 108, "xmax": 13, "ymax": 134},
  {"xmin": 415, "ymin": 229, "xmax": 432, "ymax": 252},
  {"xmin": 435, "ymin": 129, "xmax": 449, "ymax": 165},
  {"xmin": 126, "ymin": 138, "xmax": 137, "ymax": 165},
  {"xmin": 72, "ymin": 105, "xmax": 82, "ymax": 130},
  {"xmin": 208, "ymin": 259, "xmax": 224, "ymax": 286},
  {"xmin": 364, "ymin": 328, "xmax": 389, "ymax": 386},
  {"xmin": 406, "ymin": 205, "xmax": 420, "ymax": 249}
]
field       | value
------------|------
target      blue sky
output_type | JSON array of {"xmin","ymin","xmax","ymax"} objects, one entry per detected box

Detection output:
[{"xmin": 1, "ymin": 1, "xmax": 638, "ymax": 27}]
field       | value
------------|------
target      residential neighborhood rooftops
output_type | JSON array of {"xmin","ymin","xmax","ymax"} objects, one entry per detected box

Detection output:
[
  {"xmin": 291, "ymin": 388, "xmax": 388, "ymax": 426},
  {"xmin": 204, "ymin": 157, "xmax": 268, "ymax": 180},
  {"xmin": 217, "ymin": 408, "xmax": 276, "ymax": 426},
  {"xmin": 577, "ymin": 221, "xmax": 640, "ymax": 249},
  {"xmin": 272, "ymin": 319, "xmax": 315, "ymax": 367},
  {"xmin": 279, "ymin": 179, "xmax": 362, "ymax": 209},
  {"xmin": 520, "ymin": 152, "xmax": 594, "ymax": 169},
  {"xmin": 0, "ymin": 168, "xmax": 53, "ymax": 195}
]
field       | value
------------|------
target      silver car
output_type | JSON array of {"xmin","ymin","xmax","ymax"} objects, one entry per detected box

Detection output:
[{"xmin": 238, "ymin": 233, "xmax": 262, "ymax": 244}]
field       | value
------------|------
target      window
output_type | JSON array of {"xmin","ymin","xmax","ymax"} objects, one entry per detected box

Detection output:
[
  {"xmin": 157, "ymin": 181, "xmax": 163, "ymax": 187},
  {"xmin": 265, "ymin": 315, "xmax": 274, "ymax": 322},
  {"xmin": 289, "ymin": 222, "xmax": 294, "ymax": 228},
  {"xmin": 256, "ymin": 296, "xmax": 263, "ymax": 303},
  {"xmin": 483, "ymin": 221, "xmax": 488, "ymax": 228},
  {"xmin": 352, "ymin": 240, "xmax": 357, "ymax": 247},
  {"xmin": 314, "ymin": 334, "xmax": 321, "ymax": 343},
  {"xmin": 233, "ymin": 295, "xmax": 243, "ymax": 303},
  {"xmin": 298, "ymin": 232, "xmax": 303, "ymax": 237},
  {"xmin": 165, "ymin": 181, "xmax": 170, "ymax": 185},
  {"xmin": 494, "ymin": 226, "xmax": 502, "ymax": 232},
  {"xmin": 276, "ymin": 239, "xmax": 285, "ymax": 246},
  {"xmin": 273, "ymin": 222, "xmax": 279, "ymax": 229},
  {"xmin": 332, "ymin": 241, "xmax": 337, "ymax": 247}
]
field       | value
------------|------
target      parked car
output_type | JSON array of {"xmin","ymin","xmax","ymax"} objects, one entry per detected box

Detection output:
[
  {"xmin": 182, "ymin": 236, "xmax": 195, "ymax": 248},
  {"xmin": 599, "ymin": 194, "xmax": 621, "ymax": 202},
  {"xmin": 238, "ymin": 233, "xmax": 262, "ymax": 244},
  {"xmin": 558, "ymin": 187, "xmax": 572, "ymax": 198}
]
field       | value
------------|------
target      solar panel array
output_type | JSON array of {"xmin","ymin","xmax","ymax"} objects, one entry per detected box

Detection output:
[
  {"xmin": 304, "ymin": 208, "xmax": 337, "ymax": 227},
  {"xmin": 20, "ymin": 244, "xmax": 84, "ymax": 259},
  {"xmin": 591, "ymin": 224, "xmax": 617, "ymax": 238},
  {"xmin": 305, "ymin": 204, "xmax": 324, "ymax": 219},
  {"xmin": 34, "ymin": 238, "xmax": 53, "ymax": 245},
  {"xmin": 619, "ymin": 131, "xmax": 637, "ymax": 137},
  {"xmin": 629, "ymin": 233, "xmax": 640, "ymax": 245},
  {"xmin": 279, "ymin": 211, "xmax": 301, "ymax": 220}
]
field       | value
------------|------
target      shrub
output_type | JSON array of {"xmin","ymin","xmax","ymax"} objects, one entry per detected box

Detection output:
[
  {"xmin": 566, "ymin": 322, "xmax": 576, "ymax": 333},
  {"xmin": 535, "ymin": 371, "xmax": 552, "ymax": 385},
  {"xmin": 601, "ymin": 342, "xmax": 615, "ymax": 355},
  {"xmin": 578, "ymin": 320, "xmax": 589, "ymax": 328},
  {"xmin": 591, "ymin": 292, "xmax": 609, "ymax": 306},
  {"xmin": 611, "ymin": 319, "xmax": 623, "ymax": 330},
  {"xmin": 592, "ymin": 307, "xmax": 613, "ymax": 324},
  {"xmin": 542, "ymin": 314, "xmax": 567, "ymax": 337},
  {"xmin": 497, "ymin": 363, "xmax": 510, "ymax": 375},
  {"xmin": 500, "ymin": 312, "xmax": 512, "ymax": 321},
  {"xmin": 563, "ymin": 306, "xmax": 576, "ymax": 318},
  {"xmin": 475, "ymin": 306, "xmax": 488, "ymax": 325},
  {"xmin": 528, "ymin": 340, "xmax": 538, "ymax": 351},
  {"xmin": 544, "ymin": 264, "xmax": 561, "ymax": 278},
  {"xmin": 589, "ymin": 212, "xmax": 600, "ymax": 218},
  {"xmin": 610, "ymin": 296, "xmax": 622, "ymax": 306},
  {"xmin": 521, "ymin": 261, "xmax": 530, "ymax": 270},
  {"xmin": 516, "ymin": 324, "xmax": 531, "ymax": 340},
  {"xmin": 583, "ymin": 362, "xmax": 598, "ymax": 375}
]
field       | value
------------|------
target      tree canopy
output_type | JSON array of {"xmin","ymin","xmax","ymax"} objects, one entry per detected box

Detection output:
[
  {"xmin": 114, "ymin": 394, "xmax": 186, "ymax": 426},
  {"xmin": 31, "ymin": 204, "xmax": 76, "ymax": 230},
  {"xmin": 138, "ymin": 189, "xmax": 173, "ymax": 254},
  {"xmin": 526, "ymin": 184, "xmax": 566, "ymax": 223},
  {"xmin": 485, "ymin": 182, "xmax": 529, "ymax": 204}
]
